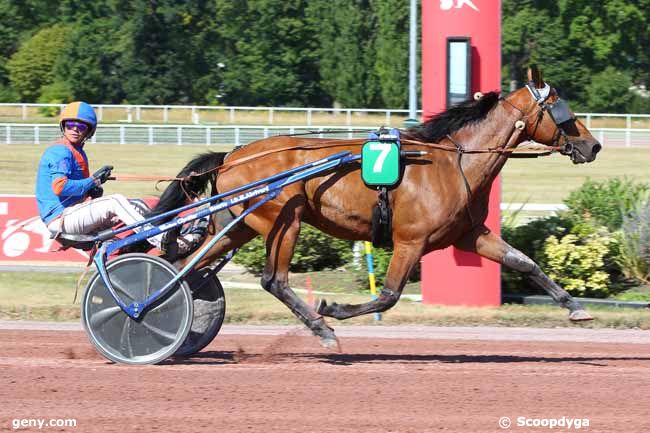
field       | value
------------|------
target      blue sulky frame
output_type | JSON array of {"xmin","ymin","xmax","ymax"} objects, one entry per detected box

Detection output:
[{"xmin": 89, "ymin": 151, "xmax": 361, "ymax": 320}]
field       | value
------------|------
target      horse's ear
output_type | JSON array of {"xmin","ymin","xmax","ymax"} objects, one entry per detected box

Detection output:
[{"xmin": 527, "ymin": 65, "xmax": 545, "ymax": 88}]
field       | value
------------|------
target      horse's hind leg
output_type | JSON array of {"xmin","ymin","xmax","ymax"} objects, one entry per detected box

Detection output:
[
  {"xmin": 249, "ymin": 199, "xmax": 340, "ymax": 349},
  {"xmin": 317, "ymin": 241, "xmax": 424, "ymax": 320},
  {"xmin": 454, "ymin": 225, "xmax": 592, "ymax": 321}
]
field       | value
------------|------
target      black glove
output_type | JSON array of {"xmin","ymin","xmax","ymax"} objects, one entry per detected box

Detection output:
[
  {"xmin": 93, "ymin": 165, "xmax": 114, "ymax": 184},
  {"xmin": 88, "ymin": 186, "xmax": 104, "ymax": 199}
]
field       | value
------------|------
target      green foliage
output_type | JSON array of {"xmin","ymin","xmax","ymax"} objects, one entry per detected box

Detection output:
[
  {"xmin": 584, "ymin": 67, "xmax": 634, "ymax": 113},
  {"xmin": 54, "ymin": 17, "xmax": 126, "ymax": 103},
  {"xmin": 614, "ymin": 292, "xmax": 650, "ymax": 302},
  {"xmin": 215, "ymin": 0, "xmax": 325, "ymax": 107},
  {"xmin": 502, "ymin": 214, "xmax": 576, "ymax": 264},
  {"xmin": 628, "ymin": 93, "xmax": 650, "ymax": 114},
  {"xmin": 36, "ymin": 81, "xmax": 70, "ymax": 116},
  {"xmin": 0, "ymin": 84, "xmax": 19, "ymax": 102},
  {"xmin": 543, "ymin": 228, "xmax": 617, "ymax": 297},
  {"xmin": 352, "ymin": 244, "xmax": 421, "ymax": 291},
  {"xmin": 306, "ymin": 0, "xmax": 378, "ymax": 107},
  {"xmin": 232, "ymin": 224, "xmax": 353, "ymax": 274},
  {"xmin": 618, "ymin": 199, "xmax": 650, "ymax": 283},
  {"xmin": 7, "ymin": 24, "xmax": 70, "ymax": 101},
  {"xmin": 563, "ymin": 178, "xmax": 650, "ymax": 231},
  {"xmin": 501, "ymin": 0, "xmax": 649, "ymax": 112},
  {"xmin": 0, "ymin": 0, "xmax": 647, "ymax": 110},
  {"xmin": 503, "ymin": 178, "xmax": 650, "ymax": 296},
  {"xmin": 372, "ymin": 0, "xmax": 409, "ymax": 108},
  {"xmin": 501, "ymin": 213, "xmax": 576, "ymax": 293}
]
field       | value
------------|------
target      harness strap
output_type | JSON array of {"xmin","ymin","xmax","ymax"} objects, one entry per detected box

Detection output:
[{"xmin": 371, "ymin": 187, "xmax": 393, "ymax": 248}]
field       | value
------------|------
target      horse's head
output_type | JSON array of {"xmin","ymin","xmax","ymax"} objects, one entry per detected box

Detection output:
[{"xmin": 509, "ymin": 66, "xmax": 601, "ymax": 164}]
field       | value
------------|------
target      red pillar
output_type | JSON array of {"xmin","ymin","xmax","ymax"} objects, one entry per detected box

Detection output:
[{"xmin": 420, "ymin": 0, "xmax": 502, "ymax": 306}]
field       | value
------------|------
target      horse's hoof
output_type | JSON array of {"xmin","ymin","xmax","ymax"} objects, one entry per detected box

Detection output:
[
  {"xmin": 319, "ymin": 335, "xmax": 341, "ymax": 352},
  {"xmin": 569, "ymin": 310, "xmax": 594, "ymax": 321}
]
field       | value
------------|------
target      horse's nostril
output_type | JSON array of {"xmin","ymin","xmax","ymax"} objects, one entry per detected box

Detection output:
[{"xmin": 593, "ymin": 143, "xmax": 602, "ymax": 155}]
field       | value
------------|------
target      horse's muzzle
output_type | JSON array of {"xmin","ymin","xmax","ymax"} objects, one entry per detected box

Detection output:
[{"xmin": 567, "ymin": 140, "xmax": 601, "ymax": 164}]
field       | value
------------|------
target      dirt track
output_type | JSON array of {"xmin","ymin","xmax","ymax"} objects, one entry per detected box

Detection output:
[{"xmin": 1, "ymin": 324, "xmax": 650, "ymax": 433}]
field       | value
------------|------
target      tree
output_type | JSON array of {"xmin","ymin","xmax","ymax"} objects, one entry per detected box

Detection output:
[
  {"xmin": 54, "ymin": 17, "xmax": 127, "ymax": 103},
  {"xmin": 215, "ymin": 0, "xmax": 325, "ymax": 107},
  {"xmin": 117, "ymin": 0, "xmax": 200, "ymax": 104},
  {"xmin": 372, "ymin": 0, "xmax": 410, "ymax": 108},
  {"xmin": 0, "ymin": 0, "xmax": 60, "ymax": 92},
  {"xmin": 6, "ymin": 24, "xmax": 69, "ymax": 101},
  {"xmin": 306, "ymin": 0, "xmax": 378, "ymax": 107},
  {"xmin": 502, "ymin": 0, "xmax": 648, "ymax": 112},
  {"xmin": 584, "ymin": 67, "xmax": 633, "ymax": 113}
]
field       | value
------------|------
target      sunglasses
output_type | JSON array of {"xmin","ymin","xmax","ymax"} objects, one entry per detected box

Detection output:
[{"xmin": 64, "ymin": 120, "xmax": 89, "ymax": 133}]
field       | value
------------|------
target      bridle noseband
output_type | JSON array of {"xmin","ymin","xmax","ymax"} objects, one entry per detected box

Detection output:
[{"xmin": 524, "ymin": 82, "xmax": 578, "ymax": 159}]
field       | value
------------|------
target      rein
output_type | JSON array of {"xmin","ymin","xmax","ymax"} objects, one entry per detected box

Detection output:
[
  {"xmin": 110, "ymin": 93, "xmax": 561, "ymax": 190},
  {"xmin": 175, "ymin": 135, "xmax": 559, "ymax": 183}
]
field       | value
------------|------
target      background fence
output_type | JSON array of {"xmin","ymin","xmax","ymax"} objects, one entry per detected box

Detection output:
[
  {"xmin": 1, "ymin": 123, "xmax": 649, "ymax": 147},
  {"xmin": 1, "ymin": 102, "xmax": 650, "ymax": 129}
]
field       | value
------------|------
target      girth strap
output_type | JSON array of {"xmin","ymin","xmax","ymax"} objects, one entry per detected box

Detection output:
[{"xmin": 371, "ymin": 186, "xmax": 393, "ymax": 248}]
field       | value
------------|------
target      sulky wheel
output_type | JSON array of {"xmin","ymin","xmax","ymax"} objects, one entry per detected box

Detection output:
[
  {"xmin": 174, "ymin": 267, "xmax": 226, "ymax": 357},
  {"xmin": 82, "ymin": 253, "xmax": 193, "ymax": 365}
]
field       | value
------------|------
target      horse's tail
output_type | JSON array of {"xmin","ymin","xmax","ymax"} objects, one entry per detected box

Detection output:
[{"xmin": 149, "ymin": 151, "xmax": 227, "ymax": 221}]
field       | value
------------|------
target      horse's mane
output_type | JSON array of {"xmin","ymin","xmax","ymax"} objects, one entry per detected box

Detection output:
[
  {"xmin": 407, "ymin": 91, "xmax": 500, "ymax": 142},
  {"xmin": 149, "ymin": 151, "xmax": 226, "ymax": 218}
]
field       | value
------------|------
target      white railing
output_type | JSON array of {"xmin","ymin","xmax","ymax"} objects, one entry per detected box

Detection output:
[
  {"xmin": 0, "ymin": 103, "xmax": 420, "ymax": 127},
  {"xmin": 0, "ymin": 124, "xmax": 376, "ymax": 147},
  {"xmin": 1, "ymin": 123, "xmax": 649, "ymax": 147},
  {"xmin": 1, "ymin": 102, "xmax": 649, "ymax": 129}
]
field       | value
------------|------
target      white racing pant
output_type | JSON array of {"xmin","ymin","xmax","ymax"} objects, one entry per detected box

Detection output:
[{"xmin": 47, "ymin": 194, "xmax": 164, "ymax": 248}]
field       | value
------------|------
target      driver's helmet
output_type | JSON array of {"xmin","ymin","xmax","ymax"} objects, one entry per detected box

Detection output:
[{"xmin": 59, "ymin": 101, "xmax": 98, "ymax": 138}]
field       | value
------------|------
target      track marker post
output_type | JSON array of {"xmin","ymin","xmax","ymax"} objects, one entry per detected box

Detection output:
[{"xmin": 364, "ymin": 241, "xmax": 381, "ymax": 321}]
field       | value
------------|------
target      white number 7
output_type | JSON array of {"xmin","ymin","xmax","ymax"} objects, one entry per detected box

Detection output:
[{"xmin": 369, "ymin": 142, "xmax": 391, "ymax": 173}]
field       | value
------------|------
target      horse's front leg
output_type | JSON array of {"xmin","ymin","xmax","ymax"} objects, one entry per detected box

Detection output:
[
  {"xmin": 317, "ymin": 241, "xmax": 424, "ymax": 320},
  {"xmin": 455, "ymin": 225, "xmax": 593, "ymax": 321}
]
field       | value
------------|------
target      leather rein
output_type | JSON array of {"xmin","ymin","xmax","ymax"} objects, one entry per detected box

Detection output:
[{"xmin": 116, "ymin": 90, "xmax": 561, "ymax": 188}]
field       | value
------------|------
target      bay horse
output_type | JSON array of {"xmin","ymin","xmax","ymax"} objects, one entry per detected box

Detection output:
[{"xmin": 152, "ymin": 68, "xmax": 601, "ymax": 348}]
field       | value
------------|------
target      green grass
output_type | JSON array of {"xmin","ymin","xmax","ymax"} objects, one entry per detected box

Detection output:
[
  {"xmin": 1, "ymin": 143, "xmax": 231, "ymax": 198},
  {"xmin": 3, "ymin": 144, "xmax": 650, "ymax": 203},
  {"xmin": 501, "ymin": 147, "xmax": 650, "ymax": 203},
  {"xmin": 2, "ymin": 270, "xmax": 650, "ymax": 328}
]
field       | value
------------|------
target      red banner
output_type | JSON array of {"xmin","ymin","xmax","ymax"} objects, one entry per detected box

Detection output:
[{"xmin": 0, "ymin": 195, "xmax": 89, "ymax": 262}]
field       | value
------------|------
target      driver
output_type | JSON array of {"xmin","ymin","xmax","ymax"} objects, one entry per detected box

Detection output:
[{"xmin": 35, "ymin": 101, "xmax": 205, "ymax": 256}]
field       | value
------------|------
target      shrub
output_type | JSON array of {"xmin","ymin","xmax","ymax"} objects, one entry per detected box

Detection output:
[
  {"xmin": 353, "ymin": 244, "xmax": 421, "ymax": 291},
  {"xmin": 563, "ymin": 178, "xmax": 650, "ymax": 231},
  {"xmin": 501, "ymin": 213, "xmax": 622, "ymax": 296},
  {"xmin": 37, "ymin": 81, "xmax": 72, "ymax": 117},
  {"xmin": 7, "ymin": 24, "xmax": 70, "ymax": 101},
  {"xmin": 543, "ymin": 228, "xmax": 617, "ymax": 297},
  {"xmin": 232, "ymin": 224, "xmax": 354, "ymax": 274},
  {"xmin": 502, "ymin": 213, "xmax": 576, "ymax": 263},
  {"xmin": 618, "ymin": 199, "xmax": 650, "ymax": 283},
  {"xmin": 0, "ymin": 84, "xmax": 19, "ymax": 102}
]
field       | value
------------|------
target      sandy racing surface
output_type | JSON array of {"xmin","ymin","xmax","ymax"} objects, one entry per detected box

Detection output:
[{"xmin": 1, "ymin": 323, "xmax": 650, "ymax": 433}]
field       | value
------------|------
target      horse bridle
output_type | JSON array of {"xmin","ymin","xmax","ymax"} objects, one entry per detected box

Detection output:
[{"xmin": 524, "ymin": 82, "xmax": 578, "ymax": 160}]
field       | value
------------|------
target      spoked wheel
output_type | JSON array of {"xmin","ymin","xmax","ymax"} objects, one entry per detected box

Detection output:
[
  {"xmin": 174, "ymin": 267, "xmax": 226, "ymax": 357},
  {"xmin": 82, "ymin": 253, "xmax": 193, "ymax": 365}
]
